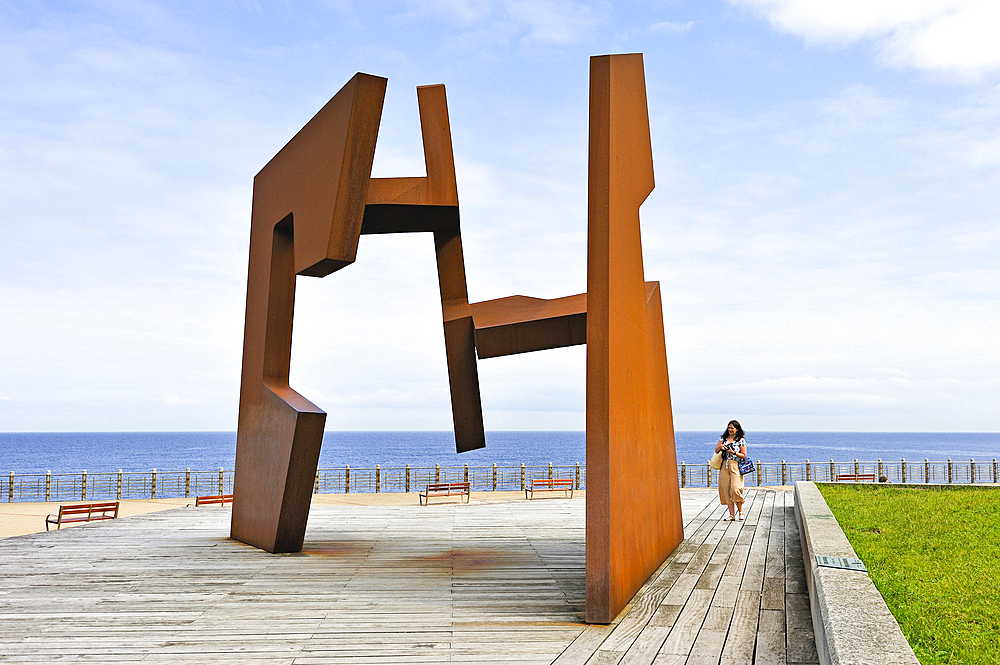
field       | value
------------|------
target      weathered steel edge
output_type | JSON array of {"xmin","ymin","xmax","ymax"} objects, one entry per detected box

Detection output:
[{"xmin": 794, "ymin": 481, "xmax": 919, "ymax": 665}]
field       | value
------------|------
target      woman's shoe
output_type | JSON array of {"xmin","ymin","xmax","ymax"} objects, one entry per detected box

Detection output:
[{"xmin": 737, "ymin": 513, "xmax": 744, "ymax": 521}]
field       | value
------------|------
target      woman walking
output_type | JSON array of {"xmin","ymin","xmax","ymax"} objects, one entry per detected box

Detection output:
[{"xmin": 716, "ymin": 420, "xmax": 747, "ymax": 521}]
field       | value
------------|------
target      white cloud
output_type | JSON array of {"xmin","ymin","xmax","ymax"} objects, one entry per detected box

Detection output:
[
  {"xmin": 649, "ymin": 21, "xmax": 694, "ymax": 35},
  {"xmin": 731, "ymin": 0, "xmax": 1000, "ymax": 77},
  {"xmin": 398, "ymin": 0, "xmax": 601, "ymax": 46},
  {"xmin": 410, "ymin": 0, "xmax": 494, "ymax": 25},
  {"xmin": 504, "ymin": 0, "xmax": 602, "ymax": 45}
]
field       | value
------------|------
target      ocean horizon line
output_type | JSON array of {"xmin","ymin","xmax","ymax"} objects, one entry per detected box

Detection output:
[{"xmin": 1, "ymin": 431, "xmax": 995, "ymax": 476}]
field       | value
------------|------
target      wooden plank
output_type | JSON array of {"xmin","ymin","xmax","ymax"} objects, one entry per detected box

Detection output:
[
  {"xmin": 615, "ymin": 605, "xmax": 682, "ymax": 665},
  {"xmin": 754, "ymin": 608, "xmax": 786, "ymax": 665},
  {"xmin": 685, "ymin": 628, "xmax": 726, "ymax": 664},
  {"xmin": 717, "ymin": 490, "xmax": 774, "ymax": 665},
  {"xmin": 582, "ymin": 492, "xmax": 728, "ymax": 663},
  {"xmin": 589, "ymin": 493, "xmax": 731, "ymax": 659},
  {"xmin": 551, "ymin": 625, "xmax": 616, "ymax": 665},
  {"xmin": 718, "ymin": 588, "xmax": 761, "ymax": 665},
  {"xmin": 656, "ymin": 588, "xmax": 714, "ymax": 657},
  {"xmin": 1, "ymin": 488, "xmax": 822, "ymax": 665}
]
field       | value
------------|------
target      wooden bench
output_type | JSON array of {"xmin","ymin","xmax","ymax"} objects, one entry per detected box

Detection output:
[
  {"xmin": 526, "ymin": 478, "xmax": 574, "ymax": 499},
  {"xmin": 835, "ymin": 473, "xmax": 876, "ymax": 483},
  {"xmin": 195, "ymin": 494, "xmax": 233, "ymax": 507},
  {"xmin": 419, "ymin": 482, "xmax": 470, "ymax": 505},
  {"xmin": 45, "ymin": 501, "xmax": 119, "ymax": 530}
]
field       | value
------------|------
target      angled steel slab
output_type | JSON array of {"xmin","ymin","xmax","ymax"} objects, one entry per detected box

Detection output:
[{"xmin": 233, "ymin": 73, "xmax": 386, "ymax": 553}]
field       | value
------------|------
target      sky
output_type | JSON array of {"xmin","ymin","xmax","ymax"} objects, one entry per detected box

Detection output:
[{"xmin": 0, "ymin": 0, "xmax": 997, "ymax": 433}]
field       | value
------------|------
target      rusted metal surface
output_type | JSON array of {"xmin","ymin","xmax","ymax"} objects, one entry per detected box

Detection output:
[
  {"xmin": 233, "ymin": 77, "xmax": 486, "ymax": 553},
  {"xmin": 232, "ymin": 54, "xmax": 683, "ymax": 623},
  {"xmin": 233, "ymin": 73, "xmax": 386, "ymax": 554},
  {"xmin": 584, "ymin": 54, "xmax": 684, "ymax": 623}
]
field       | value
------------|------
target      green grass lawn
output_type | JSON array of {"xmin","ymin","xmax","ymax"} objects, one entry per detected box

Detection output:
[{"xmin": 818, "ymin": 484, "xmax": 1000, "ymax": 665}]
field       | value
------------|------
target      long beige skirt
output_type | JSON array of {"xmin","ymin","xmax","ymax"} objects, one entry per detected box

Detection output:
[{"xmin": 718, "ymin": 459, "xmax": 745, "ymax": 506}]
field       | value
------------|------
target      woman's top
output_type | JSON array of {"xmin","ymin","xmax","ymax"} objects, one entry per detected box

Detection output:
[{"xmin": 720, "ymin": 438, "xmax": 746, "ymax": 461}]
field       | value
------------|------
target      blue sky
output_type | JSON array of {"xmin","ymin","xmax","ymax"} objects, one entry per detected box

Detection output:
[{"xmin": 1, "ymin": 0, "xmax": 997, "ymax": 432}]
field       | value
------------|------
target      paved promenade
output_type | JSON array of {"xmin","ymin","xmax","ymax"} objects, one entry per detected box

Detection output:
[{"xmin": 0, "ymin": 488, "xmax": 815, "ymax": 663}]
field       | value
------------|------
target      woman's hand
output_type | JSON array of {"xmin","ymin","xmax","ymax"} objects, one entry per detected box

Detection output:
[{"xmin": 715, "ymin": 440, "xmax": 724, "ymax": 453}]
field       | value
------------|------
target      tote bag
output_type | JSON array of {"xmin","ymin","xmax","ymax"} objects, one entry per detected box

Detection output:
[{"xmin": 709, "ymin": 451, "xmax": 723, "ymax": 470}]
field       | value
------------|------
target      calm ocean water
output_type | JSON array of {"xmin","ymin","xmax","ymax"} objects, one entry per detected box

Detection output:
[{"xmin": 0, "ymin": 431, "xmax": 995, "ymax": 474}]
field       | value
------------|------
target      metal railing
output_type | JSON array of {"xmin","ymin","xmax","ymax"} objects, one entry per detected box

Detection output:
[
  {"xmin": 1, "ymin": 463, "xmax": 585, "ymax": 502},
  {"xmin": 316, "ymin": 462, "xmax": 585, "ymax": 494},
  {"xmin": 4, "ymin": 458, "xmax": 997, "ymax": 502},
  {"xmin": 677, "ymin": 458, "xmax": 1000, "ymax": 488},
  {"xmin": 2, "ymin": 468, "xmax": 232, "ymax": 503}
]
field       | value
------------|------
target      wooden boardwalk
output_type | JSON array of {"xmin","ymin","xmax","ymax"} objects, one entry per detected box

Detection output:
[{"xmin": 0, "ymin": 489, "xmax": 816, "ymax": 663}]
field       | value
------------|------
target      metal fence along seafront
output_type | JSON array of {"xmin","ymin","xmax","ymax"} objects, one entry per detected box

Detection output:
[{"xmin": 3, "ymin": 458, "xmax": 999, "ymax": 503}]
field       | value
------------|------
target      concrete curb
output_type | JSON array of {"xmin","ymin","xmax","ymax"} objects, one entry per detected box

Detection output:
[{"xmin": 794, "ymin": 481, "xmax": 919, "ymax": 665}]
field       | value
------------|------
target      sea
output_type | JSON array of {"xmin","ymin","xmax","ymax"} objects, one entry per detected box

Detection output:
[{"xmin": 0, "ymin": 431, "xmax": 996, "ymax": 474}]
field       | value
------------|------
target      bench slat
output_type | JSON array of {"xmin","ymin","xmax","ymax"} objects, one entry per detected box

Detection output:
[
  {"xmin": 526, "ymin": 478, "xmax": 574, "ymax": 499},
  {"xmin": 419, "ymin": 482, "xmax": 470, "ymax": 505},
  {"xmin": 45, "ymin": 501, "xmax": 119, "ymax": 530},
  {"xmin": 835, "ymin": 474, "xmax": 876, "ymax": 482},
  {"xmin": 196, "ymin": 494, "xmax": 234, "ymax": 507}
]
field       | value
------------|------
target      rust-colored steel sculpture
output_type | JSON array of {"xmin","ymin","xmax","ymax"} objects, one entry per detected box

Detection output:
[
  {"xmin": 232, "ymin": 53, "xmax": 683, "ymax": 624},
  {"xmin": 584, "ymin": 54, "xmax": 684, "ymax": 622}
]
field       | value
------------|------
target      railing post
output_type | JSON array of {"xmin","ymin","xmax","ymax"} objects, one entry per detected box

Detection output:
[
  {"xmin": 185, "ymin": 468, "xmax": 191, "ymax": 497},
  {"xmin": 548, "ymin": 462, "xmax": 553, "ymax": 480},
  {"xmin": 994, "ymin": 458, "xmax": 998, "ymax": 484},
  {"xmin": 757, "ymin": 460, "xmax": 762, "ymax": 486},
  {"xmin": 376, "ymin": 465, "xmax": 381, "ymax": 493},
  {"xmin": 151, "ymin": 468, "xmax": 157, "ymax": 499},
  {"xmin": 830, "ymin": 459, "xmax": 835, "ymax": 481},
  {"xmin": 406, "ymin": 464, "xmax": 411, "ymax": 493},
  {"xmin": 901, "ymin": 458, "xmax": 906, "ymax": 484},
  {"xmin": 854, "ymin": 459, "xmax": 859, "ymax": 480},
  {"xmin": 575, "ymin": 462, "xmax": 580, "ymax": 490},
  {"xmin": 435, "ymin": 463, "xmax": 441, "ymax": 485},
  {"xmin": 494, "ymin": 463, "xmax": 499, "ymax": 491},
  {"xmin": 314, "ymin": 470, "xmax": 320, "ymax": 494},
  {"xmin": 781, "ymin": 460, "xmax": 787, "ymax": 486},
  {"xmin": 680, "ymin": 462, "xmax": 686, "ymax": 488},
  {"xmin": 877, "ymin": 459, "xmax": 883, "ymax": 481},
  {"xmin": 805, "ymin": 459, "xmax": 810, "ymax": 482},
  {"xmin": 925, "ymin": 458, "xmax": 930, "ymax": 483},
  {"xmin": 8, "ymin": 471, "xmax": 13, "ymax": 503},
  {"xmin": 117, "ymin": 469, "xmax": 122, "ymax": 500},
  {"xmin": 520, "ymin": 463, "xmax": 525, "ymax": 491},
  {"xmin": 948, "ymin": 458, "xmax": 953, "ymax": 484},
  {"xmin": 81, "ymin": 470, "xmax": 87, "ymax": 500},
  {"xmin": 464, "ymin": 463, "xmax": 469, "ymax": 486},
  {"xmin": 218, "ymin": 467, "xmax": 224, "ymax": 495},
  {"xmin": 707, "ymin": 463, "xmax": 711, "ymax": 488},
  {"xmin": 970, "ymin": 459, "xmax": 975, "ymax": 484},
  {"xmin": 345, "ymin": 465, "xmax": 350, "ymax": 493},
  {"xmin": 45, "ymin": 471, "xmax": 51, "ymax": 502}
]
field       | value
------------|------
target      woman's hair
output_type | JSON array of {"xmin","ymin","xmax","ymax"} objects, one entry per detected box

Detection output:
[{"xmin": 721, "ymin": 420, "xmax": 745, "ymax": 442}]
